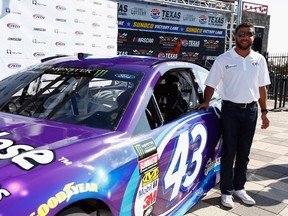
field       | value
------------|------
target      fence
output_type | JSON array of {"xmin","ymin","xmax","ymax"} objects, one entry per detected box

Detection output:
[{"xmin": 266, "ymin": 53, "xmax": 288, "ymax": 110}]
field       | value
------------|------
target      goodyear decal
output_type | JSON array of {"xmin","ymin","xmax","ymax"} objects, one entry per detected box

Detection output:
[{"xmin": 30, "ymin": 182, "xmax": 98, "ymax": 216}]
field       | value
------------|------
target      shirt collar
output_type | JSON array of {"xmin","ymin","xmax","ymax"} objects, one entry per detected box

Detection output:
[{"xmin": 230, "ymin": 47, "xmax": 257, "ymax": 59}]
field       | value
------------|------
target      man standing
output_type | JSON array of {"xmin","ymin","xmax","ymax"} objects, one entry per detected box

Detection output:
[{"xmin": 196, "ymin": 22, "xmax": 270, "ymax": 208}]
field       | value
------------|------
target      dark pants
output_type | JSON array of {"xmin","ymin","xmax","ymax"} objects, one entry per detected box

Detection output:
[{"xmin": 220, "ymin": 101, "xmax": 258, "ymax": 195}]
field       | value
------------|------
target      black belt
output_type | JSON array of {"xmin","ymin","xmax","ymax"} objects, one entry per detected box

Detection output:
[{"xmin": 222, "ymin": 100, "xmax": 256, "ymax": 108}]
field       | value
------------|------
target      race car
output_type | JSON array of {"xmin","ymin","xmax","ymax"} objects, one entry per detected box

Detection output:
[{"xmin": 0, "ymin": 54, "xmax": 222, "ymax": 216}]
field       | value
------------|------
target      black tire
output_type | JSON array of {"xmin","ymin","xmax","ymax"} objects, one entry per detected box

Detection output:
[{"xmin": 57, "ymin": 206, "xmax": 112, "ymax": 216}]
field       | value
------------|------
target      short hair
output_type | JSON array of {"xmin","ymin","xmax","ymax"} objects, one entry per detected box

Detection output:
[{"xmin": 235, "ymin": 22, "xmax": 255, "ymax": 33}]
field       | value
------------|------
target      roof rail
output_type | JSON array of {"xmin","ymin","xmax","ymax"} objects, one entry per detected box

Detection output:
[{"xmin": 41, "ymin": 55, "xmax": 68, "ymax": 63}]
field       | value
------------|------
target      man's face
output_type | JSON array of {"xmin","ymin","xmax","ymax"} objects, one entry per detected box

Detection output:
[{"xmin": 234, "ymin": 27, "xmax": 255, "ymax": 50}]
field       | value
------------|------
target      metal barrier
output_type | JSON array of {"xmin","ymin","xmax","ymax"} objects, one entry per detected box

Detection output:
[{"xmin": 266, "ymin": 53, "xmax": 288, "ymax": 110}]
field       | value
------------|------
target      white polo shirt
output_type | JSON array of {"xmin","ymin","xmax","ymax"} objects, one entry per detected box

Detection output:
[{"xmin": 205, "ymin": 48, "xmax": 271, "ymax": 103}]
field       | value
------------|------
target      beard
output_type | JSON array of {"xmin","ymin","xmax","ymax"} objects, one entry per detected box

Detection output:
[{"xmin": 235, "ymin": 39, "xmax": 252, "ymax": 50}]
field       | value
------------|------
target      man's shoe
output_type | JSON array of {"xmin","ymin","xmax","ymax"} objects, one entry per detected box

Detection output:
[
  {"xmin": 234, "ymin": 190, "xmax": 256, "ymax": 205},
  {"xmin": 221, "ymin": 194, "xmax": 234, "ymax": 208}
]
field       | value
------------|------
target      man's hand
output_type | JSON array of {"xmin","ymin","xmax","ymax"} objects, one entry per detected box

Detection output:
[
  {"xmin": 194, "ymin": 102, "xmax": 209, "ymax": 111},
  {"xmin": 261, "ymin": 113, "xmax": 270, "ymax": 129},
  {"xmin": 194, "ymin": 86, "xmax": 215, "ymax": 111}
]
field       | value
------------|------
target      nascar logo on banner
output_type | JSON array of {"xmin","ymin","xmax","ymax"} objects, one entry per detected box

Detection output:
[
  {"xmin": 117, "ymin": 0, "xmax": 226, "ymax": 66},
  {"xmin": 0, "ymin": 0, "xmax": 118, "ymax": 80}
]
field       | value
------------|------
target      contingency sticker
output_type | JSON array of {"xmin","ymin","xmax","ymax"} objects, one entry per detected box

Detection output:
[{"xmin": 133, "ymin": 138, "xmax": 157, "ymax": 160}]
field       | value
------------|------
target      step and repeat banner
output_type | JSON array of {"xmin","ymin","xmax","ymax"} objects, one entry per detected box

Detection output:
[
  {"xmin": 117, "ymin": 0, "xmax": 227, "ymax": 66},
  {"xmin": 0, "ymin": 0, "xmax": 118, "ymax": 80}
]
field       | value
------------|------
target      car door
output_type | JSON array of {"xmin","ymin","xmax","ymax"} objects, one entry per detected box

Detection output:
[{"xmin": 132, "ymin": 67, "xmax": 222, "ymax": 216}]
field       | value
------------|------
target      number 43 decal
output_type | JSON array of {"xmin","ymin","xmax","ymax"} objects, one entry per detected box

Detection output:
[{"xmin": 163, "ymin": 123, "xmax": 207, "ymax": 201}]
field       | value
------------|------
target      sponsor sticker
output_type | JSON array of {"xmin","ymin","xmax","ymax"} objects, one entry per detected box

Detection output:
[
  {"xmin": 30, "ymin": 182, "xmax": 98, "ymax": 216},
  {"xmin": 142, "ymin": 167, "xmax": 159, "ymax": 187},
  {"xmin": 138, "ymin": 153, "xmax": 158, "ymax": 174}
]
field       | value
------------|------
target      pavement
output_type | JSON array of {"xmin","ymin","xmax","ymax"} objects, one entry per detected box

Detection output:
[{"xmin": 185, "ymin": 100, "xmax": 288, "ymax": 216}]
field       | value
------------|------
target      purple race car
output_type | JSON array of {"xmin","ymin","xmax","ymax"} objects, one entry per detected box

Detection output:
[{"xmin": 0, "ymin": 54, "xmax": 222, "ymax": 216}]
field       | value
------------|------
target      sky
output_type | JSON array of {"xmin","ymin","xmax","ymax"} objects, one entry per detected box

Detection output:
[{"xmin": 247, "ymin": 0, "xmax": 285, "ymax": 53}]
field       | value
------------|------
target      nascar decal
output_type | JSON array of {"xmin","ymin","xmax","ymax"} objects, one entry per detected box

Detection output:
[
  {"xmin": 0, "ymin": 131, "xmax": 55, "ymax": 170},
  {"xmin": 133, "ymin": 138, "xmax": 157, "ymax": 160},
  {"xmin": 0, "ymin": 185, "xmax": 11, "ymax": 201},
  {"xmin": 30, "ymin": 182, "xmax": 98, "ymax": 216}
]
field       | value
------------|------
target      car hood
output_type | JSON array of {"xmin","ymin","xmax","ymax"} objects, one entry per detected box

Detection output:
[{"xmin": 0, "ymin": 112, "xmax": 113, "ymax": 170}]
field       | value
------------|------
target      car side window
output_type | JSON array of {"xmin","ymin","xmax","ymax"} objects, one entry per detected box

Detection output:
[
  {"xmin": 192, "ymin": 65, "xmax": 219, "ymax": 100},
  {"xmin": 146, "ymin": 69, "xmax": 200, "ymax": 128}
]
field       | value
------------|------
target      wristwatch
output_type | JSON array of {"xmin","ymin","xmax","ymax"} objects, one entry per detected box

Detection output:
[{"xmin": 261, "ymin": 109, "xmax": 268, "ymax": 114}]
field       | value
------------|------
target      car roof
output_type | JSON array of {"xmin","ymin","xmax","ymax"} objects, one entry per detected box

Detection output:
[{"xmin": 41, "ymin": 54, "xmax": 201, "ymax": 74}]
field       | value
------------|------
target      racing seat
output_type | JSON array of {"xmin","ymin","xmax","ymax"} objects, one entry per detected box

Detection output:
[{"xmin": 154, "ymin": 74, "xmax": 188, "ymax": 122}]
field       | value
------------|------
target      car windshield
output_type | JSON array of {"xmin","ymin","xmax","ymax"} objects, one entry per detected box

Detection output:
[{"xmin": 0, "ymin": 65, "xmax": 143, "ymax": 130}]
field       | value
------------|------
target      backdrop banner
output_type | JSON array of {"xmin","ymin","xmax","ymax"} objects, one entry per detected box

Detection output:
[
  {"xmin": 0, "ymin": 0, "xmax": 118, "ymax": 80},
  {"xmin": 117, "ymin": 0, "xmax": 226, "ymax": 66}
]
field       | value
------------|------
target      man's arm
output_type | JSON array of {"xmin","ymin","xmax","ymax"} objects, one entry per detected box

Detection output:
[
  {"xmin": 258, "ymin": 86, "xmax": 270, "ymax": 129},
  {"xmin": 195, "ymin": 85, "xmax": 215, "ymax": 111}
]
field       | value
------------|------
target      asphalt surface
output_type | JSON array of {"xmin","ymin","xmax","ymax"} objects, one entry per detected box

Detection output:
[{"xmin": 185, "ymin": 100, "xmax": 288, "ymax": 216}]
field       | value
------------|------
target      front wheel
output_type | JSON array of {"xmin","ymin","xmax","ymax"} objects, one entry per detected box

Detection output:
[{"xmin": 57, "ymin": 206, "xmax": 112, "ymax": 216}]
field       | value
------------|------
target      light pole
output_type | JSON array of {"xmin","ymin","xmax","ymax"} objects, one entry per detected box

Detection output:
[{"xmin": 237, "ymin": 0, "xmax": 242, "ymax": 25}]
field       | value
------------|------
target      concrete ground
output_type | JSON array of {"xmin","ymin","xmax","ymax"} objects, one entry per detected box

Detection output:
[{"xmin": 185, "ymin": 100, "xmax": 288, "ymax": 216}]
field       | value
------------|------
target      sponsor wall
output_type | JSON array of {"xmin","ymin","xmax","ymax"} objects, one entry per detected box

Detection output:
[
  {"xmin": 117, "ymin": 0, "xmax": 226, "ymax": 66},
  {"xmin": 0, "ymin": 0, "xmax": 118, "ymax": 80}
]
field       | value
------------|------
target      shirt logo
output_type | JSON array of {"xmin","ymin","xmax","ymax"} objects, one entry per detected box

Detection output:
[{"xmin": 225, "ymin": 64, "xmax": 237, "ymax": 69}]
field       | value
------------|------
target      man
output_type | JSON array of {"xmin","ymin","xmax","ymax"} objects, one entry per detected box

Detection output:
[{"xmin": 196, "ymin": 22, "xmax": 270, "ymax": 208}]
